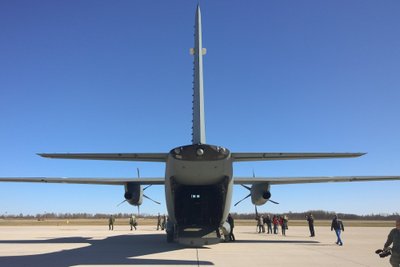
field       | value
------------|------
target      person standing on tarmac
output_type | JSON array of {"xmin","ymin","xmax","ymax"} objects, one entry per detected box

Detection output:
[
  {"xmin": 227, "ymin": 213, "xmax": 235, "ymax": 241},
  {"xmin": 383, "ymin": 218, "xmax": 400, "ymax": 267},
  {"xmin": 306, "ymin": 213, "xmax": 315, "ymax": 237},
  {"xmin": 265, "ymin": 214, "xmax": 273, "ymax": 234},
  {"xmin": 130, "ymin": 214, "xmax": 137, "ymax": 231},
  {"xmin": 109, "ymin": 215, "xmax": 115, "ymax": 231},
  {"xmin": 273, "ymin": 215, "xmax": 279, "ymax": 234},
  {"xmin": 256, "ymin": 215, "xmax": 264, "ymax": 233},
  {"xmin": 157, "ymin": 213, "xmax": 162, "ymax": 230},
  {"xmin": 331, "ymin": 215, "xmax": 344, "ymax": 246},
  {"xmin": 161, "ymin": 214, "xmax": 167, "ymax": 230},
  {"xmin": 281, "ymin": 215, "xmax": 288, "ymax": 236}
]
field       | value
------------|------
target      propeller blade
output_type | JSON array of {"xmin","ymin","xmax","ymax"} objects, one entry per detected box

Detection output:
[
  {"xmin": 143, "ymin": 184, "xmax": 152, "ymax": 191},
  {"xmin": 117, "ymin": 199, "xmax": 127, "ymax": 207},
  {"xmin": 143, "ymin": 194, "xmax": 161, "ymax": 205},
  {"xmin": 137, "ymin": 205, "xmax": 140, "ymax": 215},
  {"xmin": 234, "ymin": 193, "xmax": 251, "ymax": 206},
  {"xmin": 255, "ymin": 205, "xmax": 258, "ymax": 217},
  {"xmin": 137, "ymin": 168, "xmax": 140, "ymax": 178},
  {"xmin": 240, "ymin": 184, "xmax": 251, "ymax": 191},
  {"xmin": 269, "ymin": 199, "xmax": 279, "ymax": 205}
]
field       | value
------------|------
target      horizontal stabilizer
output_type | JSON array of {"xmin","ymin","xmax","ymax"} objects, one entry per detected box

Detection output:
[
  {"xmin": 234, "ymin": 176, "xmax": 400, "ymax": 185},
  {"xmin": 0, "ymin": 177, "xmax": 165, "ymax": 185},
  {"xmin": 38, "ymin": 153, "xmax": 168, "ymax": 162},
  {"xmin": 231, "ymin": 152, "xmax": 365, "ymax": 162}
]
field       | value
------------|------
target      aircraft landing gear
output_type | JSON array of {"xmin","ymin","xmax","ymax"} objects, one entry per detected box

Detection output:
[
  {"xmin": 167, "ymin": 229, "xmax": 174, "ymax": 243},
  {"xmin": 166, "ymin": 221, "xmax": 175, "ymax": 243}
]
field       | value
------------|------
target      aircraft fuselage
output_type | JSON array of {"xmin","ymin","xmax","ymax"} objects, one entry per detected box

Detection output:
[{"xmin": 165, "ymin": 144, "xmax": 233, "ymax": 239}]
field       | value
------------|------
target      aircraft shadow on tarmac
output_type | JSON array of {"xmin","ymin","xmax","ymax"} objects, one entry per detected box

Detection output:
[
  {"xmin": 234, "ymin": 239, "xmax": 320, "ymax": 244},
  {"xmin": 0, "ymin": 234, "xmax": 213, "ymax": 266}
]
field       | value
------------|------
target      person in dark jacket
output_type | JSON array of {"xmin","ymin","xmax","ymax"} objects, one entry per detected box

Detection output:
[
  {"xmin": 227, "ymin": 213, "xmax": 235, "ymax": 241},
  {"xmin": 281, "ymin": 215, "xmax": 288, "ymax": 236},
  {"xmin": 265, "ymin": 214, "xmax": 273, "ymax": 234},
  {"xmin": 157, "ymin": 213, "xmax": 162, "ymax": 230},
  {"xmin": 331, "ymin": 215, "xmax": 344, "ymax": 246},
  {"xmin": 109, "ymin": 215, "xmax": 115, "ymax": 230},
  {"xmin": 273, "ymin": 215, "xmax": 279, "ymax": 234},
  {"xmin": 161, "ymin": 214, "xmax": 166, "ymax": 230},
  {"xmin": 383, "ymin": 218, "xmax": 400, "ymax": 267},
  {"xmin": 306, "ymin": 213, "xmax": 315, "ymax": 237}
]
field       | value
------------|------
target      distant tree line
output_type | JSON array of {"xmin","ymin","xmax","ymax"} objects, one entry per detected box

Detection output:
[
  {"xmin": 0, "ymin": 210, "xmax": 399, "ymax": 220},
  {"xmin": 0, "ymin": 213, "xmax": 146, "ymax": 220},
  {"xmin": 231, "ymin": 210, "xmax": 400, "ymax": 220}
]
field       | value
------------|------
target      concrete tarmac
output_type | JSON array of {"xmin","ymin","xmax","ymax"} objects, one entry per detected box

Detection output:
[{"xmin": 0, "ymin": 225, "xmax": 393, "ymax": 266}]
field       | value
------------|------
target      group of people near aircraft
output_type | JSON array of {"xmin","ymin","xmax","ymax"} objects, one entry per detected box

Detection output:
[
  {"xmin": 244, "ymin": 213, "xmax": 399, "ymax": 265},
  {"xmin": 156, "ymin": 213, "xmax": 167, "ymax": 231},
  {"xmin": 108, "ymin": 214, "xmax": 137, "ymax": 231},
  {"xmin": 256, "ymin": 214, "xmax": 289, "ymax": 236},
  {"xmin": 105, "ymin": 212, "xmax": 399, "ymax": 266},
  {"xmin": 108, "ymin": 213, "xmax": 168, "ymax": 231}
]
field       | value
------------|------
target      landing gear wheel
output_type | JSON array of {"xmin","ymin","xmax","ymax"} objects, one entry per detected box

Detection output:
[{"xmin": 167, "ymin": 229, "xmax": 174, "ymax": 243}]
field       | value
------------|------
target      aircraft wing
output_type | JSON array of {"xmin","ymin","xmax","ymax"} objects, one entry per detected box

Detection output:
[
  {"xmin": 0, "ymin": 177, "xmax": 165, "ymax": 185},
  {"xmin": 233, "ymin": 176, "xmax": 400, "ymax": 185},
  {"xmin": 231, "ymin": 152, "xmax": 365, "ymax": 162},
  {"xmin": 38, "ymin": 153, "xmax": 168, "ymax": 162}
]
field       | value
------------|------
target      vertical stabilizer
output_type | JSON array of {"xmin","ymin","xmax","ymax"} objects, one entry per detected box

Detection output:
[{"xmin": 191, "ymin": 5, "xmax": 206, "ymax": 144}]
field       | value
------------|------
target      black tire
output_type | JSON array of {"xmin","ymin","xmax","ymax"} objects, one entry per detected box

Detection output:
[{"xmin": 166, "ymin": 230, "xmax": 174, "ymax": 243}]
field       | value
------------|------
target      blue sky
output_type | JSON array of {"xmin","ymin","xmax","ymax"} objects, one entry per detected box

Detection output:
[{"xmin": 0, "ymin": 1, "xmax": 399, "ymax": 216}]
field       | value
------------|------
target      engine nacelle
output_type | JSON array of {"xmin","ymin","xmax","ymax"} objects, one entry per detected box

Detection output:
[
  {"xmin": 250, "ymin": 183, "xmax": 271, "ymax": 205},
  {"xmin": 124, "ymin": 183, "xmax": 143, "ymax": 206}
]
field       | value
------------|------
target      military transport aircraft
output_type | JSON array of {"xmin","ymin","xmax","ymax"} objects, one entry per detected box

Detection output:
[{"xmin": 1, "ymin": 5, "xmax": 400, "ymax": 246}]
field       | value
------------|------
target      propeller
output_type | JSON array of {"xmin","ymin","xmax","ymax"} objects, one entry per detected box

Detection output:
[
  {"xmin": 253, "ymin": 169, "xmax": 279, "ymax": 205},
  {"xmin": 117, "ymin": 199, "xmax": 127, "ymax": 207},
  {"xmin": 241, "ymin": 184, "xmax": 251, "ymax": 190},
  {"xmin": 117, "ymin": 168, "xmax": 161, "ymax": 207},
  {"xmin": 143, "ymin": 194, "xmax": 161, "ymax": 205},
  {"xmin": 234, "ymin": 193, "xmax": 251, "ymax": 206},
  {"xmin": 143, "ymin": 185, "xmax": 152, "ymax": 190},
  {"xmin": 235, "ymin": 170, "xmax": 280, "ymax": 206},
  {"xmin": 139, "ymin": 168, "xmax": 161, "ymax": 205},
  {"xmin": 234, "ymin": 178, "xmax": 252, "ymax": 206},
  {"xmin": 140, "ymin": 169, "xmax": 153, "ymax": 190}
]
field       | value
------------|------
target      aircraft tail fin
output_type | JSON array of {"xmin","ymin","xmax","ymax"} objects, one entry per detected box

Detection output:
[{"xmin": 191, "ymin": 5, "xmax": 206, "ymax": 144}]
